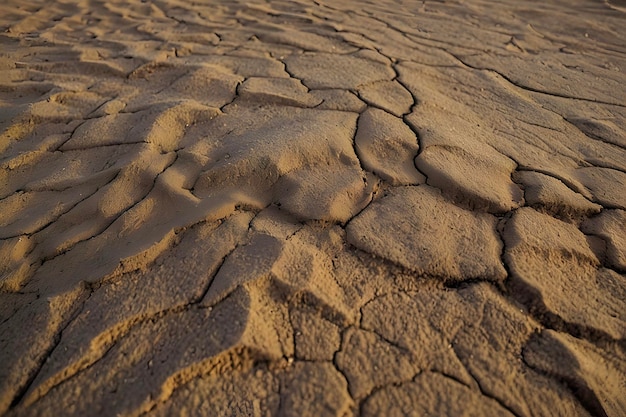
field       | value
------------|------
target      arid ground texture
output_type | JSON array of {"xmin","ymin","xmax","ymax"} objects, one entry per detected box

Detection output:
[{"xmin": 0, "ymin": 0, "xmax": 625, "ymax": 416}]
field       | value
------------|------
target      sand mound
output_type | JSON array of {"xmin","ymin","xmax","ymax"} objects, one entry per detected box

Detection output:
[{"xmin": 1, "ymin": 0, "xmax": 625, "ymax": 416}]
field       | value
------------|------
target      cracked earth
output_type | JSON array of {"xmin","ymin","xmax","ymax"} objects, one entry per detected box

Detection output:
[{"xmin": 1, "ymin": 0, "xmax": 625, "ymax": 416}]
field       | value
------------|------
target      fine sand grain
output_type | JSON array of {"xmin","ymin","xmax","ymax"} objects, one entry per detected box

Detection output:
[{"xmin": 1, "ymin": 0, "xmax": 625, "ymax": 416}]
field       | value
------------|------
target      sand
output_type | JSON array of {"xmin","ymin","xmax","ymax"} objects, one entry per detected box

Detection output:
[{"xmin": 0, "ymin": 0, "xmax": 625, "ymax": 415}]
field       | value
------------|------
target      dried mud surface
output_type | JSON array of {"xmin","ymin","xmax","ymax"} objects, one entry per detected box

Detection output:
[{"xmin": 1, "ymin": 0, "xmax": 625, "ymax": 416}]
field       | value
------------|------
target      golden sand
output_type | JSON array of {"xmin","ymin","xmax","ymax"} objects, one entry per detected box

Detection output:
[{"xmin": 1, "ymin": 0, "xmax": 625, "ymax": 416}]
